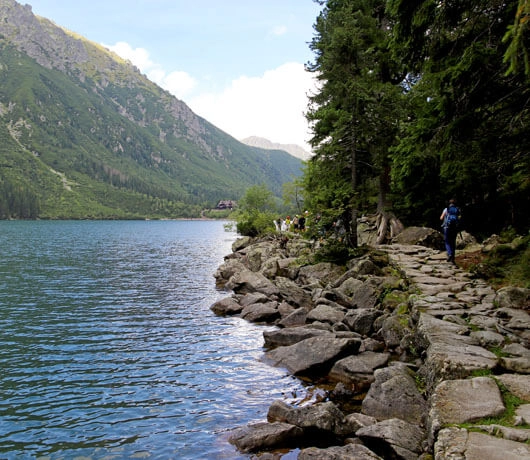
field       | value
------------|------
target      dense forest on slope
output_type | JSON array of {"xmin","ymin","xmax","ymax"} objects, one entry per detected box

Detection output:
[
  {"xmin": 302, "ymin": 0, "xmax": 529, "ymax": 241},
  {"xmin": 0, "ymin": 0, "xmax": 301, "ymax": 219}
]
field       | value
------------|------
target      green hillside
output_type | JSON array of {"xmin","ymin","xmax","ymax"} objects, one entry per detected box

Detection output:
[{"xmin": 0, "ymin": 1, "xmax": 302, "ymax": 219}]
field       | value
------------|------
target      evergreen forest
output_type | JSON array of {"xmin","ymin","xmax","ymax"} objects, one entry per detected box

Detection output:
[{"xmin": 301, "ymin": 0, "xmax": 529, "ymax": 242}]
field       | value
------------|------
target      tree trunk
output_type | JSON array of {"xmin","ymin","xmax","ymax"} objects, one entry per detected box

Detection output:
[{"xmin": 375, "ymin": 165, "xmax": 404, "ymax": 244}]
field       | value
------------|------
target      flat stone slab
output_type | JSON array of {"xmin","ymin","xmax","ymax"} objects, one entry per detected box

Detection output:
[
  {"xmin": 497, "ymin": 374, "xmax": 530, "ymax": 401},
  {"xmin": 265, "ymin": 335, "xmax": 361, "ymax": 376},
  {"xmin": 429, "ymin": 377, "xmax": 505, "ymax": 441},
  {"xmin": 417, "ymin": 314, "xmax": 498, "ymax": 380},
  {"xmin": 435, "ymin": 427, "xmax": 530, "ymax": 460}
]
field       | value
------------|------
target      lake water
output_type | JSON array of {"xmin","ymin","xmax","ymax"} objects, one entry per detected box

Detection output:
[{"xmin": 0, "ymin": 220, "xmax": 306, "ymax": 459}]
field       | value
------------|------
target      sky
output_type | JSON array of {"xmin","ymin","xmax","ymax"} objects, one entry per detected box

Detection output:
[{"xmin": 26, "ymin": 0, "xmax": 323, "ymax": 152}]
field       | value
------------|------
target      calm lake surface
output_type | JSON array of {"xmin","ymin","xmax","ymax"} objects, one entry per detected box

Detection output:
[{"xmin": 0, "ymin": 220, "xmax": 306, "ymax": 459}]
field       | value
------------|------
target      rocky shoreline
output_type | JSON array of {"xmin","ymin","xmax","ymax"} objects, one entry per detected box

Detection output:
[{"xmin": 210, "ymin": 228, "xmax": 530, "ymax": 459}]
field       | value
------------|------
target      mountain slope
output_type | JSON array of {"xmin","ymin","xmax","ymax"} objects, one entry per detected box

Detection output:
[{"xmin": 0, "ymin": 0, "xmax": 302, "ymax": 218}]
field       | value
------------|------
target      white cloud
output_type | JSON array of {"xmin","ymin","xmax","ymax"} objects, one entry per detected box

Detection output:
[
  {"xmin": 105, "ymin": 41, "xmax": 197, "ymax": 99},
  {"xmin": 189, "ymin": 63, "xmax": 317, "ymax": 152},
  {"xmin": 104, "ymin": 41, "xmax": 315, "ymax": 151},
  {"xmin": 270, "ymin": 25, "xmax": 288, "ymax": 36},
  {"xmin": 105, "ymin": 41, "xmax": 154, "ymax": 71}
]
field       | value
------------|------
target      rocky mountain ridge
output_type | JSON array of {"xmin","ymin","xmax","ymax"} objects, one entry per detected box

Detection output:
[
  {"xmin": 0, "ymin": 0, "xmax": 301, "ymax": 218},
  {"xmin": 241, "ymin": 136, "xmax": 312, "ymax": 161}
]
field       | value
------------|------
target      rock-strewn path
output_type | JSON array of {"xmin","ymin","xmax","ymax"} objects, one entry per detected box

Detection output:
[
  {"xmin": 381, "ymin": 244, "xmax": 530, "ymax": 459},
  {"xmin": 212, "ymin": 235, "xmax": 530, "ymax": 459}
]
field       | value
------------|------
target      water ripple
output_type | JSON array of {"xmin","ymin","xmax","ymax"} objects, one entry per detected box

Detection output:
[{"xmin": 0, "ymin": 221, "xmax": 306, "ymax": 459}]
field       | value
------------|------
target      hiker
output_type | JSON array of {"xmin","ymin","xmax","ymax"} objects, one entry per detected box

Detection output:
[{"xmin": 440, "ymin": 199, "xmax": 461, "ymax": 263}]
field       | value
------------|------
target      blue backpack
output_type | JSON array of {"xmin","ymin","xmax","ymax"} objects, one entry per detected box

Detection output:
[{"xmin": 446, "ymin": 205, "xmax": 460, "ymax": 230}]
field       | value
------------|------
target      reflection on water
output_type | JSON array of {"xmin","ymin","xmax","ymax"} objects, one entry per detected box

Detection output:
[{"xmin": 0, "ymin": 221, "xmax": 306, "ymax": 459}]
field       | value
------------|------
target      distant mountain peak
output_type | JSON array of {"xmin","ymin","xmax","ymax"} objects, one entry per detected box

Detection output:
[{"xmin": 241, "ymin": 136, "xmax": 311, "ymax": 161}]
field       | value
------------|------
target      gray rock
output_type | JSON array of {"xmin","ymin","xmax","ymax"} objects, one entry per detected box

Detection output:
[
  {"xmin": 329, "ymin": 351, "xmax": 390, "ymax": 390},
  {"xmin": 350, "ymin": 280, "xmax": 380, "ymax": 309},
  {"xmin": 497, "ymin": 374, "xmax": 530, "ymax": 400},
  {"xmin": 239, "ymin": 292, "xmax": 271, "ymax": 307},
  {"xmin": 475, "ymin": 424, "xmax": 530, "ymax": 442},
  {"xmin": 361, "ymin": 363, "xmax": 427, "ymax": 424},
  {"xmin": 214, "ymin": 259, "xmax": 246, "ymax": 287},
  {"xmin": 307, "ymin": 303, "xmax": 346, "ymax": 325},
  {"xmin": 232, "ymin": 236, "xmax": 252, "ymax": 252},
  {"xmin": 391, "ymin": 226, "xmax": 444, "ymax": 250},
  {"xmin": 500, "ymin": 343, "xmax": 530, "ymax": 374},
  {"xmin": 265, "ymin": 335, "xmax": 361, "ymax": 376},
  {"xmin": 334, "ymin": 277, "xmax": 364, "ymax": 297},
  {"xmin": 228, "ymin": 421, "xmax": 303, "ymax": 453},
  {"xmin": 240, "ymin": 301, "xmax": 279, "ymax": 323},
  {"xmin": 416, "ymin": 313, "xmax": 498, "ymax": 385},
  {"xmin": 278, "ymin": 307, "xmax": 308, "ymax": 327},
  {"xmin": 263, "ymin": 326, "xmax": 332, "ymax": 348},
  {"xmin": 428, "ymin": 377, "xmax": 505, "ymax": 443},
  {"xmin": 276, "ymin": 257, "xmax": 299, "ymax": 279},
  {"xmin": 380, "ymin": 315, "xmax": 410, "ymax": 348},
  {"xmin": 470, "ymin": 330, "xmax": 505, "ymax": 348},
  {"xmin": 210, "ymin": 296, "xmax": 243, "ymax": 315},
  {"xmin": 267, "ymin": 400, "xmax": 345, "ymax": 435},
  {"xmin": 435, "ymin": 427, "xmax": 530, "ymax": 460},
  {"xmin": 298, "ymin": 443, "xmax": 383, "ymax": 460},
  {"xmin": 297, "ymin": 262, "xmax": 345, "ymax": 287},
  {"xmin": 495, "ymin": 286, "xmax": 530, "ymax": 309},
  {"xmin": 225, "ymin": 268, "xmax": 280, "ymax": 296},
  {"xmin": 273, "ymin": 276, "xmax": 313, "ymax": 308},
  {"xmin": 356, "ymin": 418, "xmax": 426, "ymax": 460},
  {"xmin": 342, "ymin": 412, "xmax": 378, "ymax": 434},
  {"xmin": 343, "ymin": 309, "xmax": 381, "ymax": 336},
  {"xmin": 515, "ymin": 404, "xmax": 530, "ymax": 425}
]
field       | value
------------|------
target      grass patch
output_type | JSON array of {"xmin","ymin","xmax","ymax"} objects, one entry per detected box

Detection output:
[{"xmin": 462, "ymin": 233, "xmax": 530, "ymax": 289}]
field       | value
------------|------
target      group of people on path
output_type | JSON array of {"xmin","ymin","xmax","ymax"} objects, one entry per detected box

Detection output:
[
  {"xmin": 274, "ymin": 200, "xmax": 461, "ymax": 264},
  {"xmin": 274, "ymin": 211, "xmax": 311, "ymax": 233}
]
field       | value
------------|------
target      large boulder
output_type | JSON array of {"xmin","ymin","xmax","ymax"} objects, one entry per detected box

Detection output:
[
  {"xmin": 240, "ymin": 301, "xmax": 279, "ymax": 323},
  {"xmin": 427, "ymin": 377, "xmax": 505, "ymax": 447},
  {"xmin": 273, "ymin": 276, "xmax": 313, "ymax": 308},
  {"xmin": 343, "ymin": 309, "xmax": 381, "ymax": 336},
  {"xmin": 228, "ymin": 422, "xmax": 303, "ymax": 453},
  {"xmin": 495, "ymin": 286, "xmax": 530, "ymax": 309},
  {"xmin": 267, "ymin": 400, "xmax": 345, "ymax": 437},
  {"xmin": 356, "ymin": 418, "xmax": 426, "ymax": 460},
  {"xmin": 361, "ymin": 363, "xmax": 427, "ymax": 424},
  {"xmin": 225, "ymin": 268, "xmax": 280, "ymax": 297},
  {"xmin": 297, "ymin": 262, "xmax": 345, "ymax": 287},
  {"xmin": 306, "ymin": 303, "xmax": 346, "ymax": 325},
  {"xmin": 265, "ymin": 335, "xmax": 362, "ymax": 376},
  {"xmin": 391, "ymin": 226, "xmax": 444, "ymax": 250},
  {"xmin": 210, "ymin": 296, "xmax": 243, "ymax": 315},
  {"xmin": 329, "ymin": 351, "xmax": 390, "ymax": 391}
]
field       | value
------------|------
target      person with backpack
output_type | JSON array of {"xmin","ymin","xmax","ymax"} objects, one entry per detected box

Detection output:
[{"xmin": 440, "ymin": 199, "xmax": 461, "ymax": 263}]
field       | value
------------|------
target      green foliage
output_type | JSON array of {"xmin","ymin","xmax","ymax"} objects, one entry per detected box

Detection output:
[
  {"xmin": 471, "ymin": 233, "xmax": 530, "ymax": 288},
  {"xmin": 303, "ymin": 0, "xmax": 529, "ymax": 240},
  {"xmin": 304, "ymin": 0, "xmax": 406, "ymax": 246},
  {"xmin": 313, "ymin": 238, "xmax": 368, "ymax": 264},
  {"xmin": 234, "ymin": 185, "xmax": 278, "ymax": 237},
  {"xmin": 388, "ymin": 0, "xmax": 530, "ymax": 234}
]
